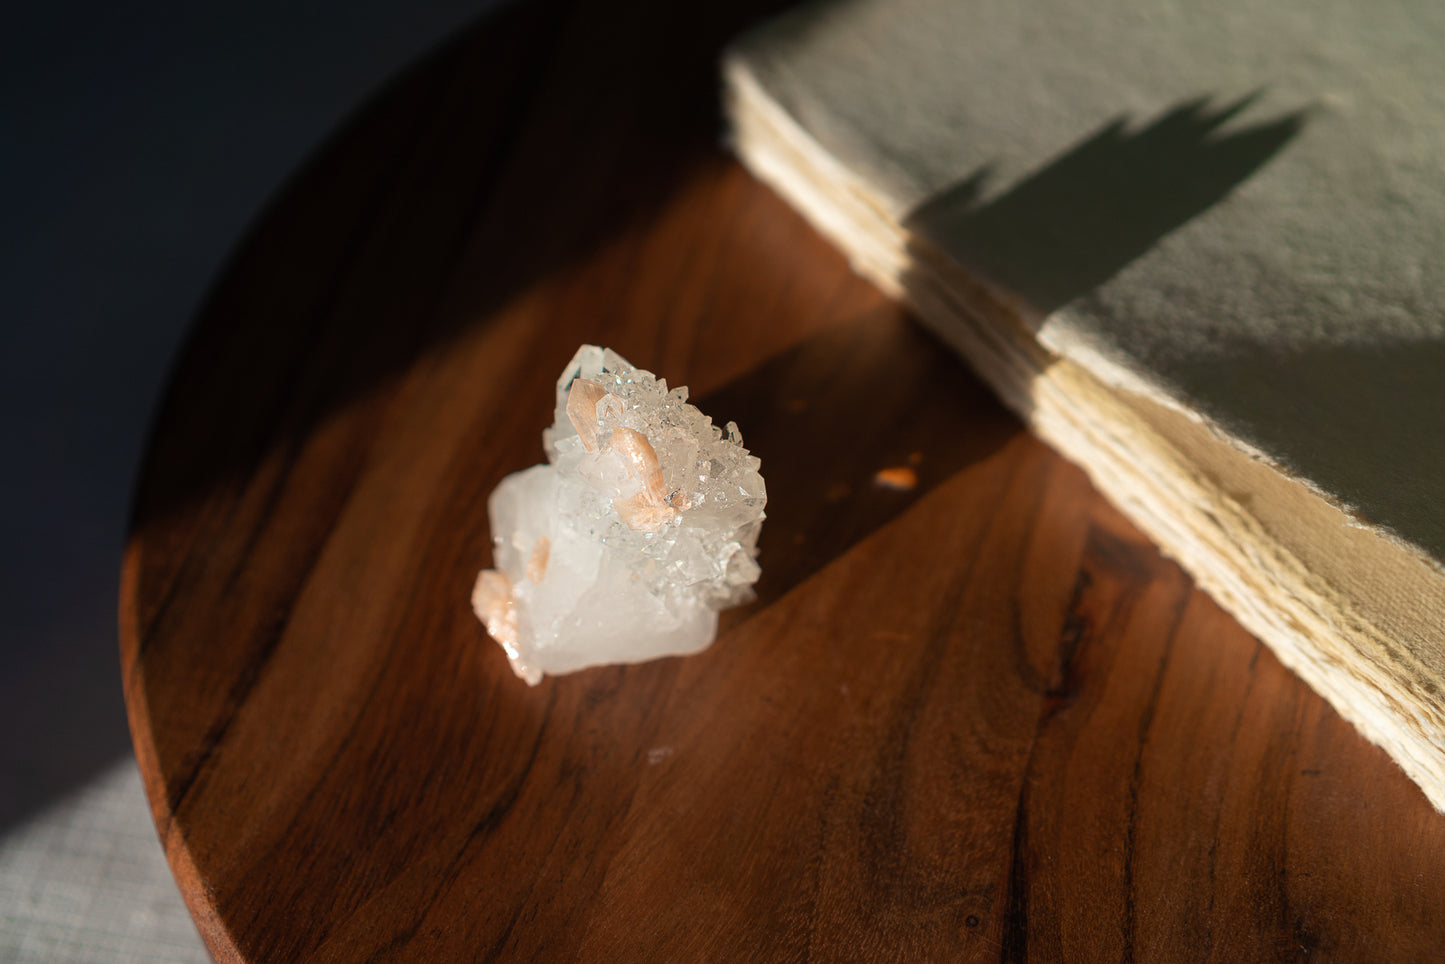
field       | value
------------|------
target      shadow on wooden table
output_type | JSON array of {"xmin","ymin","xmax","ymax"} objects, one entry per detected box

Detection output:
[
  {"xmin": 699, "ymin": 307, "xmax": 1017, "ymax": 613},
  {"xmin": 130, "ymin": 0, "xmax": 801, "ymax": 535}
]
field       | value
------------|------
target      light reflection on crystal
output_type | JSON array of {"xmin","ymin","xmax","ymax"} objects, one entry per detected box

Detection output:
[{"xmin": 472, "ymin": 346, "xmax": 766, "ymax": 684}]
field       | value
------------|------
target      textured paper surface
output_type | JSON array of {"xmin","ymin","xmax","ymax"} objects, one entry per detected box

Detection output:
[{"xmin": 738, "ymin": 0, "xmax": 1445, "ymax": 565}]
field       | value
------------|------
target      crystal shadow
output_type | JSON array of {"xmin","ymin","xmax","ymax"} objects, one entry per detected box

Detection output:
[{"xmin": 699, "ymin": 306, "xmax": 1019, "ymax": 613}]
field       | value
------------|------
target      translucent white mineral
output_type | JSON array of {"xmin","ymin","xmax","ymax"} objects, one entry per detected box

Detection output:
[{"xmin": 472, "ymin": 346, "xmax": 766, "ymax": 684}]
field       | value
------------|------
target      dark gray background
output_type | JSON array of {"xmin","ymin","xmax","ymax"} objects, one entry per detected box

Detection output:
[{"xmin": 1, "ymin": 1, "xmax": 498, "ymax": 955}]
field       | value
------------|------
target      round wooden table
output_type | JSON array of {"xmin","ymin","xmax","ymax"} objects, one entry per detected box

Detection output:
[{"xmin": 120, "ymin": 1, "xmax": 1445, "ymax": 959}]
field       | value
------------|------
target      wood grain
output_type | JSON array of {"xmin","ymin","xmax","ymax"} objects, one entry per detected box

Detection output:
[{"xmin": 120, "ymin": 1, "xmax": 1445, "ymax": 960}]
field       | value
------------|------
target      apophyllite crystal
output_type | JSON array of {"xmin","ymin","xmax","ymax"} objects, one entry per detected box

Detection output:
[{"xmin": 472, "ymin": 346, "xmax": 766, "ymax": 684}]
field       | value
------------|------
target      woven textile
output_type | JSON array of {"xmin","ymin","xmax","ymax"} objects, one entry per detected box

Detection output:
[{"xmin": 0, "ymin": 760, "xmax": 207, "ymax": 964}]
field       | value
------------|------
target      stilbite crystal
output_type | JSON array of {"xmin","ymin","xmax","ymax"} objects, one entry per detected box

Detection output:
[{"xmin": 472, "ymin": 346, "xmax": 766, "ymax": 684}]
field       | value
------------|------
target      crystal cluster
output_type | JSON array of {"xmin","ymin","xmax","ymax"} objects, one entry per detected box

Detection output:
[{"xmin": 472, "ymin": 346, "xmax": 766, "ymax": 684}]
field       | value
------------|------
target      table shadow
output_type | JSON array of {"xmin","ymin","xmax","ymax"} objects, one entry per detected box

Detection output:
[
  {"xmin": 698, "ymin": 307, "xmax": 1018, "ymax": 612},
  {"xmin": 129, "ymin": 0, "xmax": 802, "ymax": 532}
]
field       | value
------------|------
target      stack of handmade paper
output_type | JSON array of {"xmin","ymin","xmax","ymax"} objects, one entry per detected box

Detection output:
[{"xmin": 725, "ymin": 0, "xmax": 1445, "ymax": 807}]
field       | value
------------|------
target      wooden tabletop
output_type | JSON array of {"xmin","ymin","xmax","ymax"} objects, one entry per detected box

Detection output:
[{"xmin": 120, "ymin": 1, "xmax": 1445, "ymax": 960}]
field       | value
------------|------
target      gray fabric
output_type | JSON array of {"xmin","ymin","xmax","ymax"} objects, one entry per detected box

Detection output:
[
  {"xmin": 738, "ymin": 0, "xmax": 1445, "ymax": 563},
  {"xmin": 0, "ymin": 762, "xmax": 207, "ymax": 964}
]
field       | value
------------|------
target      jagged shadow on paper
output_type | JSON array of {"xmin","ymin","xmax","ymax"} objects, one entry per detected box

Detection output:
[{"xmin": 904, "ymin": 95, "xmax": 1307, "ymax": 318}]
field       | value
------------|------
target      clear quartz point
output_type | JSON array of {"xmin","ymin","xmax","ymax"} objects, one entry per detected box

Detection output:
[{"xmin": 472, "ymin": 346, "xmax": 766, "ymax": 684}]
